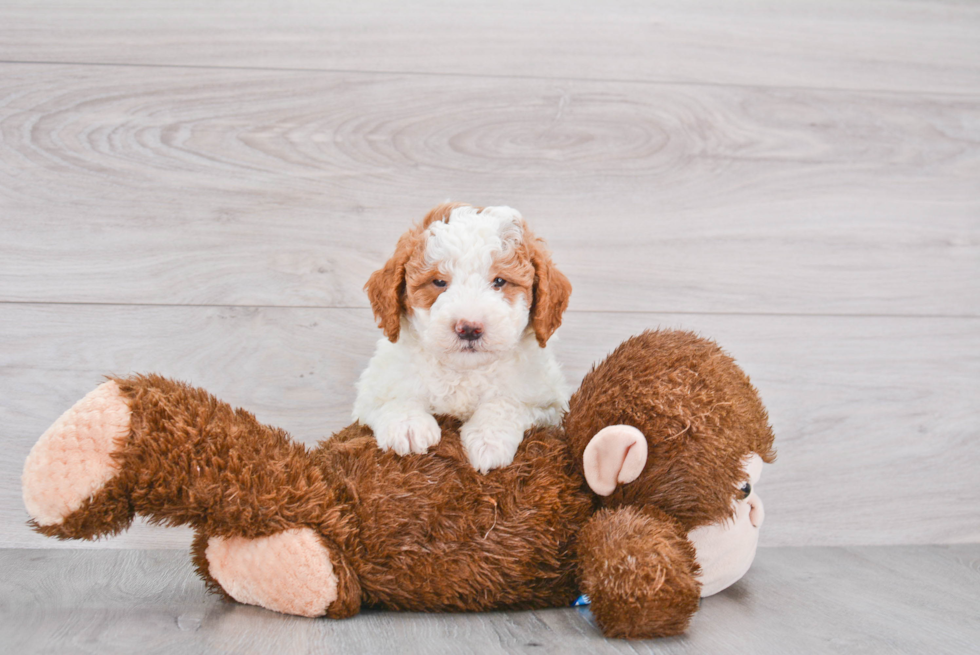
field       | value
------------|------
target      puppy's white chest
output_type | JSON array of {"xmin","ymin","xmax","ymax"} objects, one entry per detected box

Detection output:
[{"xmin": 422, "ymin": 369, "xmax": 487, "ymax": 420}]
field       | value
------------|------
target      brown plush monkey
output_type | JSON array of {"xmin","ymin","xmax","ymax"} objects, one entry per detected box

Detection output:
[{"xmin": 22, "ymin": 329, "xmax": 774, "ymax": 639}]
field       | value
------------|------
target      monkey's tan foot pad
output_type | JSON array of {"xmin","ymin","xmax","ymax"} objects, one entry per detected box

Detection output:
[
  {"xmin": 22, "ymin": 380, "xmax": 133, "ymax": 534},
  {"xmin": 206, "ymin": 528, "xmax": 341, "ymax": 618}
]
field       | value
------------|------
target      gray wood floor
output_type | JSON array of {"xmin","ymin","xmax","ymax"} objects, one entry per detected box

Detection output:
[
  {"xmin": 1, "ymin": 1, "xmax": 978, "ymax": 651},
  {"xmin": 3, "ymin": 545, "xmax": 979, "ymax": 655}
]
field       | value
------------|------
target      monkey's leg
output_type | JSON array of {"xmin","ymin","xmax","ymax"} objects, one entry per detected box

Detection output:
[
  {"xmin": 23, "ymin": 374, "xmax": 361, "ymax": 618},
  {"xmin": 23, "ymin": 374, "xmax": 331, "ymax": 539}
]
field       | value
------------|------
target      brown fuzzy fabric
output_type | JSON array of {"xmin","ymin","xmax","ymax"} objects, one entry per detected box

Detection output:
[
  {"xmin": 565, "ymin": 330, "xmax": 776, "ymax": 531},
  {"xmin": 118, "ymin": 375, "xmax": 340, "ymax": 538},
  {"xmin": 29, "ymin": 329, "xmax": 775, "ymax": 639},
  {"xmin": 578, "ymin": 506, "xmax": 701, "ymax": 638},
  {"xmin": 313, "ymin": 421, "xmax": 591, "ymax": 611}
]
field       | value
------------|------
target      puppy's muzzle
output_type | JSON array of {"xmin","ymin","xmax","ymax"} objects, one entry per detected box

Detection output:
[{"xmin": 454, "ymin": 320, "xmax": 484, "ymax": 342}]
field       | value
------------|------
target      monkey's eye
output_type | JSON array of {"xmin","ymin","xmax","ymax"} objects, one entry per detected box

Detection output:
[
  {"xmin": 433, "ymin": 279, "xmax": 447, "ymax": 288},
  {"xmin": 739, "ymin": 482, "xmax": 752, "ymax": 500},
  {"xmin": 492, "ymin": 277, "xmax": 507, "ymax": 289}
]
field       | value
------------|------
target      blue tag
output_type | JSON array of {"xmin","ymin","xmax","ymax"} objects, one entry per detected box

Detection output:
[{"xmin": 573, "ymin": 594, "xmax": 591, "ymax": 606}]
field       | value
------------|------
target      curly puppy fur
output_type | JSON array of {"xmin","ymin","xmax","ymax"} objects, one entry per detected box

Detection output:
[
  {"xmin": 26, "ymin": 329, "xmax": 774, "ymax": 639},
  {"xmin": 354, "ymin": 202, "xmax": 572, "ymax": 473}
]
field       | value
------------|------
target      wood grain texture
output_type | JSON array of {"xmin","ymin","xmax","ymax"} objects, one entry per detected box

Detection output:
[
  {"xmin": 2, "ymin": 1, "xmax": 979, "ymax": 95},
  {"xmin": 2, "ymin": 304, "xmax": 977, "ymax": 549},
  {"xmin": 1, "ymin": 0, "xmax": 978, "ymax": 563},
  {"xmin": 1, "ymin": 64, "xmax": 977, "ymax": 315},
  {"xmin": 2, "ymin": 546, "xmax": 978, "ymax": 654}
]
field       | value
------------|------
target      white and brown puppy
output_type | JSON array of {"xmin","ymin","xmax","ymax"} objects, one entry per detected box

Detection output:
[{"xmin": 353, "ymin": 202, "xmax": 572, "ymax": 473}]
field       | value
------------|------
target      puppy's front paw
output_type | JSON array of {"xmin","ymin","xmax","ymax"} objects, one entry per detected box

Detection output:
[
  {"xmin": 461, "ymin": 425, "xmax": 522, "ymax": 474},
  {"xmin": 375, "ymin": 412, "xmax": 442, "ymax": 455}
]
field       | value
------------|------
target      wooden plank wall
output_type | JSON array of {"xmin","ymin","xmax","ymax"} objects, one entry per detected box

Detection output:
[{"xmin": 1, "ymin": 0, "xmax": 977, "ymax": 549}]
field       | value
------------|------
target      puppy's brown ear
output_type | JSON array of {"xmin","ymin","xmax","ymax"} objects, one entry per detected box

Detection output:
[
  {"xmin": 529, "ymin": 234, "xmax": 572, "ymax": 347},
  {"xmin": 365, "ymin": 203, "xmax": 465, "ymax": 342},
  {"xmin": 365, "ymin": 233, "xmax": 415, "ymax": 342}
]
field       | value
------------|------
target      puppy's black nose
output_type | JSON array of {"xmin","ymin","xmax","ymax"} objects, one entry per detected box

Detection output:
[{"xmin": 455, "ymin": 320, "xmax": 484, "ymax": 341}]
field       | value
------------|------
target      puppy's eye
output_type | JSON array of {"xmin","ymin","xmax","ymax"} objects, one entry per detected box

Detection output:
[
  {"xmin": 432, "ymin": 279, "xmax": 447, "ymax": 288},
  {"xmin": 739, "ymin": 482, "xmax": 752, "ymax": 500},
  {"xmin": 492, "ymin": 277, "xmax": 506, "ymax": 289}
]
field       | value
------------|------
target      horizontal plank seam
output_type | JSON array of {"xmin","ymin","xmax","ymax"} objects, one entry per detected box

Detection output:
[
  {"xmin": 0, "ymin": 300, "xmax": 977, "ymax": 319},
  {"xmin": 2, "ymin": 59, "xmax": 979, "ymax": 99}
]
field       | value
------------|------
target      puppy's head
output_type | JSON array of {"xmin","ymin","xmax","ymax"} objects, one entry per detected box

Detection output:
[{"xmin": 365, "ymin": 202, "xmax": 571, "ymax": 365}]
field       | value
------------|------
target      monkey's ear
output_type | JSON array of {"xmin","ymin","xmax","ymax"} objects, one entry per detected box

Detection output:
[
  {"xmin": 364, "ymin": 234, "xmax": 414, "ymax": 342},
  {"xmin": 582, "ymin": 425, "xmax": 648, "ymax": 496}
]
